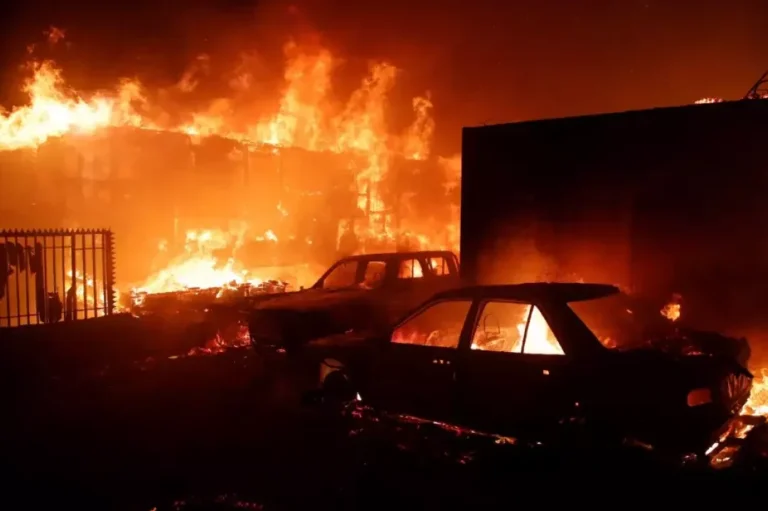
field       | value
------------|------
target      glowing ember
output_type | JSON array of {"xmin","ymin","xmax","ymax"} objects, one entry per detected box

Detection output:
[
  {"xmin": 660, "ymin": 293, "xmax": 682, "ymax": 322},
  {"xmin": 695, "ymin": 97, "xmax": 724, "ymax": 104},
  {"xmin": 742, "ymin": 369, "xmax": 768, "ymax": 417}
]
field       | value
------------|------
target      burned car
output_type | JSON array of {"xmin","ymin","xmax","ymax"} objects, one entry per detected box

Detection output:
[
  {"xmin": 249, "ymin": 250, "xmax": 460, "ymax": 352},
  {"xmin": 302, "ymin": 283, "xmax": 753, "ymax": 454}
]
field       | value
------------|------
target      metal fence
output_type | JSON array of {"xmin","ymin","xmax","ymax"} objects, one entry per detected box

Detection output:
[{"xmin": 0, "ymin": 229, "xmax": 116, "ymax": 328}]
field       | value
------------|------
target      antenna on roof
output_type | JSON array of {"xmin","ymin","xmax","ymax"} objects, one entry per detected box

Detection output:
[{"xmin": 744, "ymin": 69, "xmax": 768, "ymax": 99}]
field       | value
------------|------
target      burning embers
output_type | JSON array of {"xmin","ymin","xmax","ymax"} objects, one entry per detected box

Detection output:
[
  {"xmin": 660, "ymin": 293, "xmax": 682, "ymax": 322},
  {"xmin": 133, "ymin": 229, "xmax": 278, "ymax": 295},
  {"xmin": 744, "ymin": 370, "xmax": 768, "ymax": 417},
  {"xmin": 654, "ymin": 292, "xmax": 766, "ymax": 418},
  {"xmin": 126, "ymin": 227, "xmax": 294, "ymax": 311}
]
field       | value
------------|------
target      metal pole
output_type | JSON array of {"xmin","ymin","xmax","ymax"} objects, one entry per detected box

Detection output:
[
  {"xmin": 69, "ymin": 233, "xmax": 77, "ymax": 321},
  {"xmin": 25, "ymin": 234, "xmax": 32, "ymax": 325},
  {"xmin": 82, "ymin": 232, "xmax": 88, "ymax": 320},
  {"xmin": 101, "ymin": 232, "xmax": 108, "ymax": 316},
  {"xmin": 91, "ymin": 231, "xmax": 97, "ymax": 317},
  {"xmin": 105, "ymin": 230, "xmax": 115, "ymax": 315},
  {"xmin": 14, "ymin": 234, "xmax": 21, "ymax": 327},
  {"xmin": 3, "ymin": 233, "xmax": 9, "ymax": 326},
  {"xmin": 42, "ymin": 233, "xmax": 49, "ymax": 324}
]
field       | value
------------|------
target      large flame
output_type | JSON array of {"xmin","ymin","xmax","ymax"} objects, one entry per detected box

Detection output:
[
  {"xmin": 132, "ymin": 229, "xmax": 267, "ymax": 294},
  {"xmin": 0, "ymin": 61, "xmax": 150, "ymax": 150},
  {"xmin": 0, "ymin": 33, "xmax": 454, "ymax": 254}
]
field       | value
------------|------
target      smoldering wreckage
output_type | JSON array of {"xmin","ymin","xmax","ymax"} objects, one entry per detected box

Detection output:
[{"xmin": 4, "ymin": 67, "xmax": 768, "ymax": 504}]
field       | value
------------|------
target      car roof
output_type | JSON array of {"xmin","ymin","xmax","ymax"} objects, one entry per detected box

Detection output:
[
  {"xmin": 432, "ymin": 283, "xmax": 620, "ymax": 303},
  {"xmin": 339, "ymin": 250, "xmax": 456, "ymax": 262}
]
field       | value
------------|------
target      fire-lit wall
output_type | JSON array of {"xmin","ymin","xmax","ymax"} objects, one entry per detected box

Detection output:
[{"xmin": 461, "ymin": 99, "xmax": 768, "ymax": 333}]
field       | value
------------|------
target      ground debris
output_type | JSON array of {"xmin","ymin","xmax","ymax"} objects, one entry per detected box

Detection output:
[{"xmin": 150, "ymin": 494, "xmax": 265, "ymax": 510}]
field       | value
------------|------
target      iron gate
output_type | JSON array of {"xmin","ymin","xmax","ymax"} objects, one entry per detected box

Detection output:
[{"xmin": 0, "ymin": 229, "xmax": 116, "ymax": 328}]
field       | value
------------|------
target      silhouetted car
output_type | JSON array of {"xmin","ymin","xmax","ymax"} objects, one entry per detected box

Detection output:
[
  {"xmin": 301, "ymin": 283, "xmax": 753, "ymax": 454},
  {"xmin": 248, "ymin": 251, "xmax": 461, "ymax": 352}
]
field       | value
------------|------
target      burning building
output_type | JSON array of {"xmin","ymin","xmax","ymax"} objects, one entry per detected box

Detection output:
[{"xmin": 0, "ymin": 33, "xmax": 460, "ymax": 324}]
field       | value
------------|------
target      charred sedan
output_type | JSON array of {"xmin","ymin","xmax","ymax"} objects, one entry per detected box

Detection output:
[
  {"xmin": 248, "ymin": 251, "xmax": 460, "ymax": 352},
  {"xmin": 303, "ymin": 283, "xmax": 753, "ymax": 454}
]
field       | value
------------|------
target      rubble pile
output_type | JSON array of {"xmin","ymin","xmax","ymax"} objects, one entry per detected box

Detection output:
[{"xmin": 128, "ymin": 279, "xmax": 289, "ymax": 318}]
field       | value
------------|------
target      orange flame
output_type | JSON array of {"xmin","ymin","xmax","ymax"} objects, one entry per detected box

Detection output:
[
  {"xmin": 0, "ymin": 61, "xmax": 151, "ymax": 150},
  {"xmin": 743, "ymin": 369, "xmax": 768, "ymax": 417},
  {"xmin": 0, "ymin": 37, "xmax": 451, "ymax": 249},
  {"xmin": 660, "ymin": 293, "xmax": 682, "ymax": 322},
  {"xmin": 133, "ymin": 228, "xmax": 266, "ymax": 294},
  {"xmin": 471, "ymin": 305, "xmax": 564, "ymax": 355}
]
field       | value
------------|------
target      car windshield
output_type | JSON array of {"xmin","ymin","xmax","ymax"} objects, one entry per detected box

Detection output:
[{"xmin": 568, "ymin": 292, "xmax": 677, "ymax": 350}]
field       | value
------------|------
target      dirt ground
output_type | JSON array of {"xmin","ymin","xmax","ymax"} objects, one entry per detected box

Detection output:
[{"xmin": 3, "ymin": 339, "xmax": 767, "ymax": 510}]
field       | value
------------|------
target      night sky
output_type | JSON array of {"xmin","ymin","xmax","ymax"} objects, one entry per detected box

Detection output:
[{"xmin": 0, "ymin": 0, "xmax": 766, "ymax": 155}]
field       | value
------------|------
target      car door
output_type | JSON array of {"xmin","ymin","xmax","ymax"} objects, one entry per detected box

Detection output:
[
  {"xmin": 365, "ymin": 298, "xmax": 474, "ymax": 422},
  {"xmin": 457, "ymin": 300, "xmax": 571, "ymax": 437},
  {"xmin": 421, "ymin": 253, "xmax": 461, "ymax": 296},
  {"xmin": 377, "ymin": 256, "xmax": 433, "ymax": 324}
]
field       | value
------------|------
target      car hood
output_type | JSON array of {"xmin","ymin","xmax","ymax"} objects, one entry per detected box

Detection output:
[
  {"xmin": 615, "ymin": 347, "xmax": 750, "ymax": 375},
  {"xmin": 604, "ymin": 331, "xmax": 754, "ymax": 405},
  {"xmin": 255, "ymin": 287, "xmax": 371, "ymax": 312},
  {"xmin": 619, "ymin": 327, "xmax": 752, "ymax": 370}
]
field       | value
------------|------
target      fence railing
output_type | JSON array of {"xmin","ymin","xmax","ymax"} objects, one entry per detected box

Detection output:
[{"xmin": 0, "ymin": 229, "xmax": 115, "ymax": 328}]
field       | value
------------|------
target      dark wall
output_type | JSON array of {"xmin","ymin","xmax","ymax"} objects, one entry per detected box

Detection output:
[{"xmin": 461, "ymin": 99, "xmax": 768, "ymax": 334}]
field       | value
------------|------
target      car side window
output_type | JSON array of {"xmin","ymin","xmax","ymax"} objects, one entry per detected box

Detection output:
[
  {"xmin": 321, "ymin": 261, "xmax": 359, "ymax": 289},
  {"xmin": 397, "ymin": 258, "xmax": 424, "ymax": 279},
  {"xmin": 392, "ymin": 300, "xmax": 472, "ymax": 349},
  {"xmin": 471, "ymin": 301, "xmax": 565, "ymax": 355}
]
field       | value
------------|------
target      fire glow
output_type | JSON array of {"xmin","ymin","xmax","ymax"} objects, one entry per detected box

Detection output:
[
  {"xmin": 0, "ymin": 29, "xmax": 460, "ymax": 296},
  {"xmin": 1, "ymin": 28, "xmax": 766, "ymax": 422}
]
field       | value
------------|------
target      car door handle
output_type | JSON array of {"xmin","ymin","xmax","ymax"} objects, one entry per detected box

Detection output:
[{"xmin": 432, "ymin": 358, "xmax": 451, "ymax": 365}]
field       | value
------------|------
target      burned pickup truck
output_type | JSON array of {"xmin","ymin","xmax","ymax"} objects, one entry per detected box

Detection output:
[
  {"xmin": 248, "ymin": 250, "xmax": 460, "ymax": 352},
  {"xmin": 301, "ymin": 283, "xmax": 755, "ymax": 455}
]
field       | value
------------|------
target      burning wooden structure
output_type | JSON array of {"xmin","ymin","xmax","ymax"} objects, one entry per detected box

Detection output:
[{"xmin": 0, "ymin": 127, "xmax": 448, "ymax": 286}]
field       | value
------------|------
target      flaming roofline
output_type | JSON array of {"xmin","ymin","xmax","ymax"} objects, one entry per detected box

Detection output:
[{"xmin": 1, "ymin": 124, "xmax": 437, "ymax": 166}]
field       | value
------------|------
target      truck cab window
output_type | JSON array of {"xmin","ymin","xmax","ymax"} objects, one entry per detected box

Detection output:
[
  {"xmin": 398, "ymin": 258, "xmax": 424, "ymax": 279},
  {"xmin": 321, "ymin": 261, "xmax": 358, "ymax": 289},
  {"xmin": 426, "ymin": 256, "xmax": 451, "ymax": 276},
  {"xmin": 361, "ymin": 260, "xmax": 387, "ymax": 289}
]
